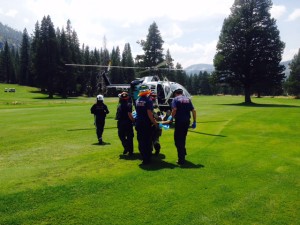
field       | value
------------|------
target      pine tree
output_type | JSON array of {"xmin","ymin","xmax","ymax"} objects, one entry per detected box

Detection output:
[
  {"xmin": 1, "ymin": 41, "xmax": 14, "ymax": 83},
  {"xmin": 83, "ymin": 45, "xmax": 92, "ymax": 96},
  {"xmin": 174, "ymin": 63, "xmax": 187, "ymax": 88},
  {"xmin": 57, "ymin": 28, "xmax": 72, "ymax": 98},
  {"xmin": 110, "ymin": 46, "xmax": 122, "ymax": 83},
  {"xmin": 214, "ymin": 0, "xmax": 285, "ymax": 103},
  {"xmin": 37, "ymin": 15, "xmax": 58, "ymax": 98},
  {"xmin": 20, "ymin": 28, "xmax": 30, "ymax": 85},
  {"xmin": 121, "ymin": 43, "xmax": 135, "ymax": 83},
  {"xmin": 284, "ymin": 49, "xmax": 300, "ymax": 96},
  {"xmin": 29, "ymin": 21, "xmax": 40, "ymax": 86},
  {"xmin": 164, "ymin": 49, "xmax": 175, "ymax": 80},
  {"xmin": 140, "ymin": 22, "xmax": 164, "ymax": 68}
]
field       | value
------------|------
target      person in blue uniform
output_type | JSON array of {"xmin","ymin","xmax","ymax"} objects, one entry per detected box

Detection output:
[
  {"xmin": 90, "ymin": 94, "xmax": 110, "ymax": 144},
  {"xmin": 171, "ymin": 88, "xmax": 196, "ymax": 165},
  {"xmin": 116, "ymin": 92, "xmax": 135, "ymax": 156},
  {"xmin": 135, "ymin": 86, "xmax": 158, "ymax": 164}
]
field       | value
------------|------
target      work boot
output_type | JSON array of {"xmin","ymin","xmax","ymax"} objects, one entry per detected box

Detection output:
[{"xmin": 176, "ymin": 159, "xmax": 185, "ymax": 165}]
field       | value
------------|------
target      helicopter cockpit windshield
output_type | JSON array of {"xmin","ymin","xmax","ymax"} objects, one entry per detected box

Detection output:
[{"xmin": 169, "ymin": 82, "xmax": 191, "ymax": 98}]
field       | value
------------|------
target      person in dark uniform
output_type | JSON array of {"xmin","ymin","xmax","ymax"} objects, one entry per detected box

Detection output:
[
  {"xmin": 171, "ymin": 88, "xmax": 196, "ymax": 165},
  {"xmin": 116, "ymin": 92, "xmax": 135, "ymax": 156},
  {"xmin": 149, "ymin": 91, "xmax": 162, "ymax": 156},
  {"xmin": 135, "ymin": 86, "xmax": 158, "ymax": 164},
  {"xmin": 90, "ymin": 94, "xmax": 110, "ymax": 144}
]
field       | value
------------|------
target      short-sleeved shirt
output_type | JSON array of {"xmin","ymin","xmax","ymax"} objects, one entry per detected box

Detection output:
[
  {"xmin": 135, "ymin": 96, "xmax": 153, "ymax": 125},
  {"xmin": 171, "ymin": 95, "xmax": 194, "ymax": 122}
]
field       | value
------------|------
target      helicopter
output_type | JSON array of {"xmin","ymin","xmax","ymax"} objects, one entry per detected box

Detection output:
[{"xmin": 65, "ymin": 62, "xmax": 192, "ymax": 112}]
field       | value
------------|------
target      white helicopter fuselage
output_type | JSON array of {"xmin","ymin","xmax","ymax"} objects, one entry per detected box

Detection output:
[{"xmin": 132, "ymin": 76, "xmax": 191, "ymax": 111}]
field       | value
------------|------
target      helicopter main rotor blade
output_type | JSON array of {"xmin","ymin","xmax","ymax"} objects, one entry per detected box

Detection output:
[
  {"xmin": 154, "ymin": 60, "xmax": 167, "ymax": 68},
  {"xmin": 65, "ymin": 64, "xmax": 144, "ymax": 69}
]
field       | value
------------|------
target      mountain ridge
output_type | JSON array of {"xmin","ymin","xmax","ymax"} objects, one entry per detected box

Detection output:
[{"xmin": 184, "ymin": 60, "xmax": 292, "ymax": 77}]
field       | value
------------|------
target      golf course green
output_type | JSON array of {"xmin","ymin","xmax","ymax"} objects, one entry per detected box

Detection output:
[{"xmin": 0, "ymin": 84, "xmax": 299, "ymax": 225}]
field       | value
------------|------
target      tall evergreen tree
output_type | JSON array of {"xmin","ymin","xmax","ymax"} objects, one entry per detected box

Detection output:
[
  {"xmin": 89, "ymin": 48, "xmax": 100, "ymax": 96},
  {"xmin": 174, "ymin": 63, "xmax": 187, "ymax": 87},
  {"xmin": 121, "ymin": 43, "xmax": 135, "ymax": 83},
  {"xmin": 1, "ymin": 41, "xmax": 14, "ymax": 83},
  {"xmin": 38, "ymin": 15, "xmax": 58, "ymax": 98},
  {"xmin": 83, "ymin": 45, "xmax": 93, "ymax": 96},
  {"xmin": 213, "ymin": 0, "xmax": 285, "ymax": 103},
  {"xmin": 19, "ymin": 28, "xmax": 30, "ymax": 85},
  {"xmin": 164, "ymin": 49, "xmax": 175, "ymax": 80},
  {"xmin": 66, "ymin": 20, "xmax": 81, "ymax": 64},
  {"xmin": 57, "ymin": 28, "xmax": 72, "ymax": 98},
  {"xmin": 284, "ymin": 49, "xmax": 300, "ymax": 96},
  {"xmin": 29, "ymin": 21, "xmax": 40, "ymax": 86},
  {"xmin": 11, "ymin": 47, "xmax": 19, "ymax": 84},
  {"xmin": 110, "ymin": 46, "xmax": 122, "ymax": 83},
  {"xmin": 0, "ymin": 51, "xmax": 3, "ymax": 82},
  {"xmin": 140, "ymin": 22, "xmax": 164, "ymax": 68}
]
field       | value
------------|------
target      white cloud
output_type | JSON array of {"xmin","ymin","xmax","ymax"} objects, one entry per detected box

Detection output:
[
  {"xmin": 287, "ymin": 8, "xmax": 300, "ymax": 21},
  {"xmin": 165, "ymin": 40, "xmax": 218, "ymax": 68},
  {"xmin": 282, "ymin": 48, "xmax": 299, "ymax": 62},
  {"xmin": 162, "ymin": 23, "xmax": 184, "ymax": 42},
  {"xmin": 2, "ymin": 0, "xmax": 299, "ymax": 67},
  {"xmin": 270, "ymin": 5, "xmax": 286, "ymax": 19},
  {"xmin": 5, "ymin": 9, "xmax": 18, "ymax": 18}
]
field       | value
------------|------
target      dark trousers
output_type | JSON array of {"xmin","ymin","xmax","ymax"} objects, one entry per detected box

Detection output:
[
  {"xmin": 118, "ymin": 120, "xmax": 134, "ymax": 153},
  {"xmin": 136, "ymin": 123, "xmax": 152, "ymax": 163},
  {"xmin": 174, "ymin": 120, "xmax": 190, "ymax": 161},
  {"xmin": 151, "ymin": 126, "xmax": 162, "ymax": 151},
  {"xmin": 95, "ymin": 118, "xmax": 105, "ymax": 141}
]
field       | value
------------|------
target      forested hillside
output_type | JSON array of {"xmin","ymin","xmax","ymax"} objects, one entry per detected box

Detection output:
[{"xmin": 0, "ymin": 22, "xmax": 22, "ymax": 50}]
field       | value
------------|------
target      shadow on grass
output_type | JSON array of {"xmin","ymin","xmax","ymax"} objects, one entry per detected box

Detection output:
[
  {"xmin": 138, "ymin": 156, "xmax": 205, "ymax": 171},
  {"xmin": 177, "ymin": 160, "xmax": 205, "ymax": 169},
  {"xmin": 120, "ymin": 153, "xmax": 177, "ymax": 170},
  {"xmin": 189, "ymin": 129, "xmax": 226, "ymax": 137},
  {"xmin": 199, "ymin": 120, "xmax": 229, "ymax": 123},
  {"xmin": 92, "ymin": 142, "xmax": 111, "ymax": 146},
  {"xmin": 32, "ymin": 96, "xmax": 79, "ymax": 100},
  {"xmin": 67, "ymin": 128, "xmax": 94, "ymax": 131},
  {"xmin": 119, "ymin": 153, "xmax": 142, "ymax": 161},
  {"xmin": 221, "ymin": 102, "xmax": 300, "ymax": 108},
  {"xmin": 67, "ymin": 126, "xmax": 117, "ymax": 132}
]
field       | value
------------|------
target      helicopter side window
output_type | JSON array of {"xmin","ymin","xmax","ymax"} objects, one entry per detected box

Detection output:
[
  {"xmin": 164, "ymin": 85, "xmax": 170, "ymax": 96},
  {"xmin": 157, "ymin": 84, "xmax": 165, "ymax": 104}
]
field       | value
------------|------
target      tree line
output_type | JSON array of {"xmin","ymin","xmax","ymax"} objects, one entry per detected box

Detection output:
[
  {"xmin": 0, "ymin": 0, "xmax": 299, "ymax": 101},
  {"xmin": 0, "ymin": 16, "xmax": 216, "ymax": 98}
]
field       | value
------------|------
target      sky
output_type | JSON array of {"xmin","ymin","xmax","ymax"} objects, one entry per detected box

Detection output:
[{"xmin": 0, "ymin": 0, "xmax": 299, "ymax": 68}]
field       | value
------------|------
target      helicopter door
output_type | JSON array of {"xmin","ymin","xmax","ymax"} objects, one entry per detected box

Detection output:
[{"xmin": 157, "ymin": 84, "xmax": 165, "ymax": 104}]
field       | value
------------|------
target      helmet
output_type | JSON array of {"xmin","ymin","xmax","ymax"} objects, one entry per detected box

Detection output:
[
  {"xmin": 97, "ymin": 94, "xmax": 104, "ymax": 101},
  {"xmin": 138, "ymin": 85, "xmax": 151, "ymax": 97},
  {"xmin": 118, "ymin": 92, "xmax": 129, "ymax": 100}
]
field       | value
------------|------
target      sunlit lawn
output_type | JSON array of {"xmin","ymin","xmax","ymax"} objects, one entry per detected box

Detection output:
[{"xmin": 0, "ymin": 84, "xmax": 299, "ymax": 224}]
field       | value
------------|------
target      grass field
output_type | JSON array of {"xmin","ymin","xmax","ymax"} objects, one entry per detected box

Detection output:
[{"xmin": 0, "ymin": 84, "xmax": 299, "ymax": 225}]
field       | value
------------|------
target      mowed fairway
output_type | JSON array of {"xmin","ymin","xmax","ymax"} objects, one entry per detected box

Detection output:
[{"xmin": 0, "ymin": 84, "xmax": 299, "ymax": 225}]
